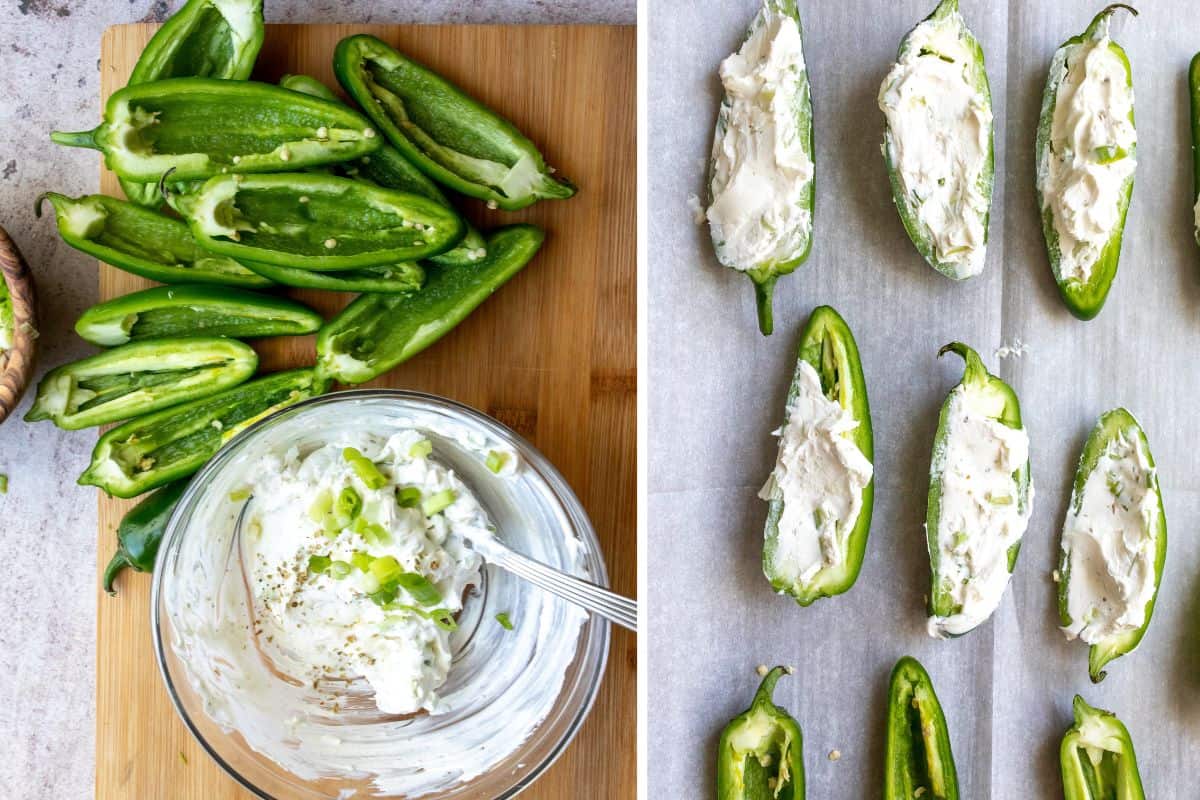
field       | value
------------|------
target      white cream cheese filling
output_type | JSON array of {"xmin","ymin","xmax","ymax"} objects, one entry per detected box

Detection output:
[
  {"xmin": 760, "ymin": 361, "xmax": 872, "ymax": 587},
  {"xmin": 1039, "ymin": 24, "xmax": 1136, "ymax": 282},
  {"xmin": 244, "ymin": 430, "xmax": 500, "ymax": 716},
  {"xmin": 879, "ymin": 12, "xmax": 991, "ymax": 278},
  {"xmin": 928, "ymin": 389, "xmax": 1032, "ymax": 638},
  {"xmin": 1061, "ymin": 431, "xmax": 1158, "ymax": 645},
  {"xmin": 707, "ymin": 4, "xmax": 812, "ymax": 270}
]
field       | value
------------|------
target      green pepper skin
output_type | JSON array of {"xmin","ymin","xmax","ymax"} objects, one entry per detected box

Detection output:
[
  {"xmin": 924, "ymin": 342, "xmax": 1030, "ymax": 636},
  {"xmin": 74, "ymin": 284, "xmax": 323, "ymax": 347},
  {"xmin": 1057, "ymin": 408, "xmax": 1166, "ymax": 682},
  {"xmin": 334, "ymin": 34, "xmax": 576, "ymax": 211},
  {"xmin": 25, "ymin": 337, "xmax": 257, "ymax": 430},
  {"xmin": 716, "ymin": 666, "xmax": 805, "ymax": 800},
  {"xmin": 1035, "ymin": 5, "xmax": 1137, "ymax": 320},
  {"xmin": 174, "ymin": 172, "xmax": 465, "ymax": 270},
  {"xmin": 79, "ymin": 368, "xmax": 328, "ymax": 499},
  {"xmin": 51, "ymin": 78, "xmax": 381, "ymax": 182},
  {"xmin": 238, "ymin": 259, "xmax": 425, "ymax": 294},
  {"xmin": 1060, "ymin": 696, "xmax": 1145, "ymax": 800},
  {"xmin": 316, "ymin": 225, "xmax": 544, "ymax": 385},
  {"xmin": 277, "ymin": 73, "xmax": 488, "ymax": 266},
  {"xmin": 120, "ymin": 0, "xmax": 265, "ymax": 207},
  {"xmin": 882, "ymin": 0, "xmax": 993, "ymax": 281},
  {"xmin": 1190, "ymin": 52, "xmax": 1200, "ymax": 247},
  {"xmin": 762, "ymin": 306, "xmax": 873, "ymax": 605},
  {"xmin": 102, "ymin": 479, "xmax": 190, "ymax": 595},
  {"xmin": 37, "ymin": 192, "xmax": 272, "ymax": 288},
  {"xmin": 709, "ymin": 0, "xmax": 813, "ymax": 336},
  {"xmin": 885, "ymin": 656, "xmax": 959, "ymax": 800},
  {"xmin": 0, "ymin": 278, "xmax": 11, "ymax": 353}
]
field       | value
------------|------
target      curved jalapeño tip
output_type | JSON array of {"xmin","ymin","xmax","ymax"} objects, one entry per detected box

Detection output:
[
  {"xmin": 33, "ymin": 192, "xmax": 50, "ymax": 218},
  {"xmin": 157, "ymin": 167, "xmax": 178, "ymax": 200}
]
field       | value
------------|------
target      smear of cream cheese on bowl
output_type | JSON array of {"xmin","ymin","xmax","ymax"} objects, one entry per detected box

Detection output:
[
  {"xmin": 156, "ymin": 393, "xmax": 602, "ymax": 798},
  {"xmin": 1038, "ymin": 18, "xmax": 1136, "ymax": 282},
  {"xmin": 760, "ymin": 361, "xmax": 872, "ymax": 587},
  {"xmin": 1060, "ymin": 431, "xmax": 1158, "ymax": 645},
  {"xmin": 706, "ymin": 3, "xmax": 812, "ymax": 271},
  {"xmin": 879, "ymin": 9, "xmax": 992, "ymax": 278},
  {"xmin": 928, "ymin": 388, "xmax": 1033, "ymax": 638}
]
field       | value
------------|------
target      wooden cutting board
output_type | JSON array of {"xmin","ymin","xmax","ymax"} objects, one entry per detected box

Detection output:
[{"xmin": 93, "ymin": 22, "xmax": 635, "ymax": 799}]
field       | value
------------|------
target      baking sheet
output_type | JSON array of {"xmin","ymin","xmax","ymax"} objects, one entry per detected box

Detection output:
[{"xmin": 648, "ymin": 0, "xmax": 1200, "ymax": 794}]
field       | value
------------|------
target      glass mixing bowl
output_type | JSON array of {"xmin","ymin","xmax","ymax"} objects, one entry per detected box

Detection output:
[{"xmin": 152, "ymin": 390, "xmax": 611, "ymax": 799}]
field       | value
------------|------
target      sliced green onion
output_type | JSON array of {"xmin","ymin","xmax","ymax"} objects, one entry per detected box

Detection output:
[
  {"xmin": 351, "ymin": 550, "xmax": 374, "ymax": 572},
  {"xmin": 0, "ymin": 474, "xmax": 8, "ymax": 494},
  {"xmin": 308, "ymin": 554, "xmax": 332, "ymax": 575},
  {"xmin": 228, "ymin": 487, "xmax": 251, "ymax": 502},
  {"xmin": 352, "ymin": 516, "xmax": 393, "ymax": 546},
  {"xmin": 343, "ymin": 446, "xmax": 387, "ymax": 489},
  {"xmin": 396, "ymin": 486, "xmax": 422, "ymax": 508},
  {"xmin": 329, "ymin": 560, "xmax": 353, "ymax": 579},
  {"xmin": 495, "ymin": 612, "xmax": 514, "ymax": 631},
  {"xmin": 422, "ymin": 489, "xmax": 456, "ymax": 516},
  {"xmin": 387, "ymin": 605, "xmax": 458, "ymax": 631},
  {"xmin": 308, "ymin": 489, "xmax": 333, "ymax": 524},
  {"xmin": 396, "ymin": 572, "xmax": 442, "ymax": 606},
  {"xmin": 409, "ymin": 439, "xmax": 433, "ymax": 459},
  {"xmin": 369, "ymin": 555, "xmax": 403, "ymax": 583},
  {"xmin": 335, "ymin": 486, "xmax": 362, "ymax": 525},
  {"xmin": 486, "ymin": 450, "xmax": 508, "ymax": 474}
]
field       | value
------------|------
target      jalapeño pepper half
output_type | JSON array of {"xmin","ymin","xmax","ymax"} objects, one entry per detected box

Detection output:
[
  {"xmin": 1035, "ymin": 5, "xmax": 1138, "ymax": 320},
  {"xmin": 315, "ymin": 224, "xmax": 544, "ymax": 384},
  {"xmin": 1057, "ymin": 408, "xmax": 1166, "ymax": 682},
  {"xmin": 1060, "ymin": 695, "xmax": 1145, "ymax": 800},
  {"xmin": 762, "ymin": 305, "xmax": 873, "ymax": 605},
  {"xmin": 79, "ymin": 368, "xmax": 327, "ymax": 498},
  {"xmin": 238, "ymin": 260, "xmax": 425, "ymax": 294},
  {"xmin": 51, "ymin": 78, "xmax": 381, "ymax": 182},
  {"xmin": 74, "ymin": 284, "xmax": 323, "ymax": 347},
  {"xmin": 276, "ymin": 72, "xmax": 488, "ymax": 266},
  {"xmin": 334, "ymin": 34, "xmax": 575, "ymax": 211},
  {"xmin": 25, "ymin": 337, "xmax": 257, "ymax": 430},
  {"xmin": 885, "ymin": 656, "xmax": 959, "ymax": 800},
  {"xmin": 38, "ymin": 192, "xmax": 272, "ymax": 288},
  {"xmin": 172, "ymin": 172, "xmax": 465, "ymax": 270},
  {"xmin": 102, "ymin": 479, "xmax": 190, "ymax": 594},
  {"xmin": 717, "ymin": 666, "xmax": 805, "ymax": 800},
  {"xmin": 119, "ymin": 0, "xmax": 265, "ymax": 207}
]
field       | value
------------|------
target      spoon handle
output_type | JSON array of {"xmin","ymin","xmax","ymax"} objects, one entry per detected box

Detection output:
[{"xmin": 486, "ymin": 546, "xmax": 638, "ymax": 632}]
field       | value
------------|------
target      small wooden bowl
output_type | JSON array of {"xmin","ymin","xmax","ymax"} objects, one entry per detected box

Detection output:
[{"xmin": 0, "ymin": 224, "xmax": 37, "ymax": 425}]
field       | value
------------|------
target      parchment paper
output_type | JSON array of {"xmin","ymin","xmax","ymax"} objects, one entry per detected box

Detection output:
[{"xmin": 648, "ymin": 1, "xmax": 1200, "ymax": 795}]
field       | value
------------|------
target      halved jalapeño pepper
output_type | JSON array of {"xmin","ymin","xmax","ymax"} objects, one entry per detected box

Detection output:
[
  {"xmin": 25, "ymin": 337, "xmax": 257, "ymax": 430},
  {"xmin": 238, "ymin": 260, "xmax": 425, "ymax": 294},
  {"xmin": 716, "ymin": 666, "xmax": 805, "ymax": 800},
  {"xmin": 276, "ymin": 73, "xmax": 488, "ymax": 266},
  {"xmin": 925, "ymin": 343, "xmax": 1032, "ymax": 638},
  {"xmin": 885, "ymin": 656, "xmax": 958, "ymax": 800},
  {"xmin": 1057, "ymin": 408, "xmax": 1165, "ymax": 682},
  {"xmin": 51, "ymin": 78, "xmax": 381, "ymax": 182},
  {"xmin": 74, "ymin": 284, "xmax": 323, "ymax": 347},
  {"xmin": 1060, "ymin": 695, "xmax": 1145, "ymax": 800},
  {"xmin": 707, "ymin": 0, "xmax": 814, "ymax": 336},
  {"xmin": 119, "ymin": 0, "xmax": 265, "ymax": 207},
  {"xmin": 1190, "ymin": 52, "xmax": 1200, "ymax": 247},
  {"xmin": 102, "ymin": 479, "xmax": 190, "ymax": 594},
  {"xmin": 79, "ymin": 368, "xmax": 327, "ymax": 498},
  {"xmin": 1035, "ymin": 5, "xmax": 1138, "ymax": 320},
  {"xmin": 761, "ymin": 306, "xmax": 873, "ymax": 605},
  {"xmin": 316, "ymin": 224, "xmax": 544, "ymax": 384},
  {"xmin": 334, "ymin": 34, "xmax": 576, "ymax": 211},
  {"xmin": 38, "ymin": 192, "xmax": 272, "ymax": 288},
  {"xmin": 172, "ymin": 172, "xmax": 465, "ymax": 270},
  {"xmin": 879, "ymin": 0, "xmax": 994, "ymax": 280}
]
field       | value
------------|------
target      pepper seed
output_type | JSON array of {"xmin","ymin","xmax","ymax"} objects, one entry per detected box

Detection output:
[
  {"xmin": 324, "ymin": 238, "xmax": 338, "ymax": 249},
  {"xmin": 363, "ymin": 128, "xmax": 376, "ymax": 138},
  {"xmin": 316, "ymin": 126, "xmax": 329, "ymax": 140},
  {"xmin": 299, "ymin": 196, "xmax": 310, "ymax": 204}
]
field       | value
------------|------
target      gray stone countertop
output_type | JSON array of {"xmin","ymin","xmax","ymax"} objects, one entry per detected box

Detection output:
[{"xmin": 0, "ymin": 1, "xmax": 633, "ymax": 795}]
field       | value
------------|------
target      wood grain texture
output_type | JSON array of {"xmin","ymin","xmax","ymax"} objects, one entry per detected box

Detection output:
[
  {"xmin": 0, "ymin": 225, "xmax": 37, "ymax": 425},
  {"xmin": 94, "ymin": 23, "xmax": 635, "ymax": 799}
]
